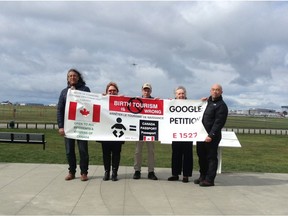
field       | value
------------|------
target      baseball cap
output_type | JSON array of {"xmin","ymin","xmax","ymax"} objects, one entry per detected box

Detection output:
[{"xmin": 142, "ymin": 83, "xmax": 152, "ymax": 90}]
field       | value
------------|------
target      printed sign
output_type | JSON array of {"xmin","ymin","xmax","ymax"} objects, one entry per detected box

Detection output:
[
  {"xmin": 109, "ymin": 96, "xmax": 163, "ymax": 115},
  {"xmin": 160, "ymin": 99, "xmax": 208, "ymax": 143},
  {"xmin": 64, "ymin": 89, "xmax": 208, "ymax": 143}
]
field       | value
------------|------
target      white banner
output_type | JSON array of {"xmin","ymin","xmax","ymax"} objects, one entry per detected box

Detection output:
[{"xmin": 64, "ymin": 89, "xmax": 208, "ymax": 143}]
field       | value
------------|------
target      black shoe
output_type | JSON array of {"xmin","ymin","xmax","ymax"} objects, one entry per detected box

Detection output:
[
  {"xmin": 194, "ymin": 177, "xmax": 204, "ymax": 184},
  {"xmin": 148, "ymin": 172, "xmax": 158, "ymax": 180},
  {"xmin": 133, "ymin": 171, "xmax": 141, "ymax": 179},
  {"xmin": 199, "ymin": 180, "xmax": 214, "ymax": 187},
  {"xmin": 168, "ymin": 176, "xmax": 179, "ymax": 181},
  {"xmin": 112, "ymin": 172, "xmax": 118, "ymax": 181},
  {"xmin": 103, "ymin": 171, "xmax": 110, "ymax": 181},
  {"xmin": 182, "ymin": 176, "xmax": 189, "ymax": 183}
]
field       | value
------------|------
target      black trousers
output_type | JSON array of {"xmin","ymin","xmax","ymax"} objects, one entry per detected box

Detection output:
[
  {"xmin": 196, "ymin": 137, "xmax": 220, "ymax": 182},
  {"xmin": 171, "ymin": 141, "xmax": 193, "ymax": 177},
  {"xmin": 101, "ymin": 141, "xmax": 123, "ymax": 172}
]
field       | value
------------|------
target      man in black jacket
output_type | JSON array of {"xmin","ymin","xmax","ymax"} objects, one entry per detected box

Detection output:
[{"xmin": 194, "ymin": 84, "xmax": 228, "ymax": 187}]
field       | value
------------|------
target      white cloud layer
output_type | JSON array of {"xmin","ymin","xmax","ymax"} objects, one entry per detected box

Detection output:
[{"xmin": 0, "ymin": 1, "xmax": 288, "ymax": 110}]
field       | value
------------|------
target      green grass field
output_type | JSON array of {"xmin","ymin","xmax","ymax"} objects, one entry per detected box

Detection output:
[
  {"xmin": 225, "ymin": 116, "xmax": 288, "ymax": 129},
  {"xmin": 0, "ymin": 128, "xmax": 287, "ymax": 173},
  {"xmin": 0, "ymin": 105, "xmax": 288, "ymax": 173},
  {"xmin": 0, "ymin": 105, "xmax": 56, "ymax": 122},
  {"xmin": 1, "ymin": 105, "xmax": 288, "ymax": 128}
]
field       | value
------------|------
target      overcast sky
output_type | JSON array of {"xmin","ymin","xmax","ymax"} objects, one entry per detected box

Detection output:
[{"xmin": 1, "ymin": 1, "xmax": 287, "ymax": 110}]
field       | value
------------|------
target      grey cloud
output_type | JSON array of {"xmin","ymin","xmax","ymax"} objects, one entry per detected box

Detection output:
[{"xmin": 0, "ymin": 1, "xmax": 288, "ymax": 109}]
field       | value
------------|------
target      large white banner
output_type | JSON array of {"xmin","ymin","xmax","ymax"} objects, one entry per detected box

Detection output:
[{"xmin": 64, "ymin": 89, "xmax": 208, "ymax": 143}]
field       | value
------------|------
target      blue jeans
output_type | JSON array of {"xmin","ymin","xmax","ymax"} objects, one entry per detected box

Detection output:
[{"xmin": 64, "ymin": 137, "xmax": 89, "ymax": 175}]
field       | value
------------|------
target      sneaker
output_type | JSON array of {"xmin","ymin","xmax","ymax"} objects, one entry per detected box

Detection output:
[
  {"xmin": 65, "ymin": 173, "xmax": 75, "ymax": 181},
  {"xmin": 133, "ymin": 171, "xmax": 141, "ymax": 179},
  {"xmin": 148, "ymin": 172, "xmax": 158, "ymax": 180},
  {"xmin": 168, "ymin": 175, "xmax": 179, "ymax": 181},
  {"xmin": 199, "ymin": 180, "xmax": 214, "ymax": 187},
  {"xmin": 80, "ymin": 174, "xmax": 88, "ymax": 181}
]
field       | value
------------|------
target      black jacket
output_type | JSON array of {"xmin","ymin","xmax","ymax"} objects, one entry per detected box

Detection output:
[
  {"xmin": 57, "ymin": 82, "xmax": 90, "ymax": 129},
  {"xmin": 202, "ymin": 95, "xmax": 228, "ymax": 139}
]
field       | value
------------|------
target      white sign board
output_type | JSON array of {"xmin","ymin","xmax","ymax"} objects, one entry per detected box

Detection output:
[{"xmin": 64, "ymin": 89, "xmax": 208, "ymax": 143}]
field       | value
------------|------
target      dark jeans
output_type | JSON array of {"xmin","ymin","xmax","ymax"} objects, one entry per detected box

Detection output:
[
  {"xmin": 65, "ymin": 137, "xmax": 89, "ymax": 175},
  {"xmin": 196, "ymin": 137, "xmax": 220, "ymax": 182},
  {"xmin": 171, "ymin": 141, "xmax": 193, "ymax": 177},
  {"xmin": 101, "ymin": 142, "xmax": 122, "ymax": 172}
]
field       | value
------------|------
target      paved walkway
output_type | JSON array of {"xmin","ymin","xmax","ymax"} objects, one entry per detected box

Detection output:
[{"xmin": 0, "ymin": 163, "xmax": 287, "ymax": 215}]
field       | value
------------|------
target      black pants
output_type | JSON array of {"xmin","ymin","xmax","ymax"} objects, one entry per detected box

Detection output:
[
  {"xmin": 101, "ymin": 141, "xmax": 123, "ymax": 172},
  {"xmin": 65, "ymin": 137, "xmax": 89, "ymax": 175},
  {"xmin": 171, "ymin": 141, "xmax": 193, "ymax": 177},
  {"xmin": 196, "ymin": 137, "xmax": 220, "ymax": 182}
]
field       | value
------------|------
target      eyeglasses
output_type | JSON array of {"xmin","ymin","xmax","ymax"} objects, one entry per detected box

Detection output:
[{"xmin": 108, "ymin": 89, "xmax": 117, "ymax": 92}]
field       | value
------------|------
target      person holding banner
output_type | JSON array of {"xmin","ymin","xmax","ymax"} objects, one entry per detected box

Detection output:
[
  {"xmin": 194, "ymin": 84, "xmax": 228, "ymax": 187},
  {"xmin": 168, "ymin": 86, "xmax": 193, "ymax": 183},
  {"xmin": 133, "ymin": 83, "xmax": 158, "ymax": 180},
  {"xmin": 57, "ymin": 69, "xmax": 90, "ymax": 181},
  {"xmin": 99, "ymin": 82, "xmax": 125, "ymax": 181}
]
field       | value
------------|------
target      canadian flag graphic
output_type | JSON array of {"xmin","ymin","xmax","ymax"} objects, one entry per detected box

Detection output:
[
  {"xmin": 68, "ymin": 101, "xmax": 100, "ymax": 122},
  {"xmin": 143, "ymin": 136, "xmax": 155, "ymax": 141}
]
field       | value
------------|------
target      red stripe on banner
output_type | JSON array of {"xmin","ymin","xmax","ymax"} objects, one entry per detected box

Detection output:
[
  {"xmin": 143, "ymin": 136, "xmax": 155, "ymax": 141},
  {"xmin": 93, "ymin": 104, "xmax": 101, "ymax": 122},
  {"xmin": 68, "ymin": 102, "xmax": 77, "ymax": 120}
]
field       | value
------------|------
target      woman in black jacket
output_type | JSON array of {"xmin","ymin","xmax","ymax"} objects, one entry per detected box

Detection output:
[
  {"xmin": 100, "ymin": 82, "xmax": 124, "ymax": 181},
  {"xmin": 168, "ymin": 86, "xmax": 193, "ymax": 183}
]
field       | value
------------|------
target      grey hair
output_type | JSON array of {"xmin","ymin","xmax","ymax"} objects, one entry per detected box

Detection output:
[{"xmin": 174, "ymin": 86, "xmax": 187, "ymax": 95}]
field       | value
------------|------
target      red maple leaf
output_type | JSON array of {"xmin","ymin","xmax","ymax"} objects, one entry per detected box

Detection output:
[{"xmin": 80, "ymin": 108, "xmax": 90, "ymax": 116}]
